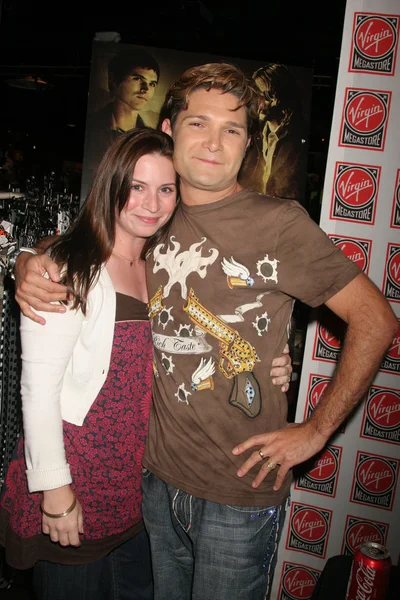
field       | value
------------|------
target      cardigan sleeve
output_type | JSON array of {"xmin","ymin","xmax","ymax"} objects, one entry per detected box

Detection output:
[{"xmin": 20, "ymin": 303, "xmax": 84, "ymax": 492}]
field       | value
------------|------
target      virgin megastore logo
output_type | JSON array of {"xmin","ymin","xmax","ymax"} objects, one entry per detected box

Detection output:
[
  {"xmin": 380, "ymin": 318, "xmax": 400, "ymax": 375},
  {"xmin": 390, "ymin": 169, "xmax": 400, "ymax": 229},
  {"xmin": 339, "ymin": 88, "xmax": 391, "ymax": 151},
  {"xmin": 304, "ymin": 374, "xmax": 345, "ymax": 433},
  {"xmin": 329, "ymin": 234, "xmax": 371, "ymax": 273},
  {"xmin": 361, "ymin": 385, "xmax": 400, "ymax": 445},
  {"xmin": 330, "ymin": 162, "xmax": 380, "ymax": 225},
  {"xmin": 278, "ymin": 562, "xmax": 320, "ymax": 600},
  {"xmin": 295, "ymin": 445, "xmax": 342, "ymax": 498},
  {"xmin": 286, "ymin": 502, "xmax": 332, "ymax": 559},
  {"xmin": 341, "ymin": 515, "xmax": 389, "ymax": 556},
  {"xmin": 350, "ymin": 451, "xmax": 399, "ymax": 511},
  {"xmin": 382, "ymin": 243, "xmax": 400, "ymax": 303},
  {"xmin": 349, "ymin": 13, "xmax": 400, "ymax": 75},
  {"xmin": 313, "ymin": 307, "xmax": 346, "ymax": 364}
]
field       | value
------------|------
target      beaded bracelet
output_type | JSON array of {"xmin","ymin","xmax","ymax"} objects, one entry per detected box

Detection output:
[{"xmin": 41, "ymin": 494, "xmax": 77, "ymax": 519}]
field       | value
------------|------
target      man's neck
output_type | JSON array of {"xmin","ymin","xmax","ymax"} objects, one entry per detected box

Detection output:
[
  {"xmin": 180, "ymin": 180, "xmax": 243, "ymax": 206},
  {"xmin": 112, "ymin": 101, "xmax": 140, "ymax": 131}
]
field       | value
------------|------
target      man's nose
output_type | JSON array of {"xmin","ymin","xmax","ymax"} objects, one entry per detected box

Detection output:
[
  {"xmin": 140, "ymin": 80, "xmax": 149, "ymax": 91},
  {"xmin": 202, "ymin": 128, "xmax": 222, "ymax": 152}
]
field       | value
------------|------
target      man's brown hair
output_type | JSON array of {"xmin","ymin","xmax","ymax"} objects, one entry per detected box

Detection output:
[{"xmin": 161, "ymin": 62, "xmax": 262, "ymax": 136}]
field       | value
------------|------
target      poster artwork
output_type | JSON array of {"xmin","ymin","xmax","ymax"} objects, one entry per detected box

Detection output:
[
  {"xmin": 277, "ymin": 562, "xmax": 321, "ymax": 600},
  {"xmin": 330, "ymin": 162, "xmax": 380, "ymax": 225},
  {"xmin": 339, "ymin": 88, "xmax": 391, "ymax": 150},
  {"xmin": 360, "ymin": 385, "xmax": 400, "ymax": 444},
  {"xmin": 81, "ymin": 42, "xmax": 312, "ymax": 203},
  {"xmin": 390, "ymin": 169, "xmax": 400, "ymax": 229},
  {"xmin": 341, "ymin": 515, "xmax": 389, "ymax": 556},
  {"xmin": 349, "ymin": 13, "xmax": 400, "ymax": 75}
]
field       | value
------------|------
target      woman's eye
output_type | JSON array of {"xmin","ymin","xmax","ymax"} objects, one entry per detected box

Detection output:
[{"xmin": 131, "ymin": 184, "xmax": 142, "ymax": 191}]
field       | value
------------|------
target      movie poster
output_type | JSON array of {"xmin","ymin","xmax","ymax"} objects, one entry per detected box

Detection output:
[{"xmin": 81, "ymin": 42, "xmax": 312, "ymax": 203}]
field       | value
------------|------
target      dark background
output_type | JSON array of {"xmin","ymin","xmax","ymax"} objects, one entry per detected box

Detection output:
[{"xmin": 0, "ymin": 0, "xmax": 347, "ymax": 203}]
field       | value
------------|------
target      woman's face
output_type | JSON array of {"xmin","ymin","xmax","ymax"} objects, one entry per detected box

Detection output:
[{"xmin": 115, "ymin": 153, "xmax": 177, "ymax": 241}]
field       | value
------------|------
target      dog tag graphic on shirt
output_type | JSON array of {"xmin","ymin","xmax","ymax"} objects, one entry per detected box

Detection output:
[{"xmin": 229, "ymin": 372, "xmax": 261, "ymax": 418}]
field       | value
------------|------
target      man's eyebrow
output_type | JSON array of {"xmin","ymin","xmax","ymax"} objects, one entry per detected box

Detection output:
[{"xmin": 181, "ymin": 114, "xmax": 246, "ymax": 129}]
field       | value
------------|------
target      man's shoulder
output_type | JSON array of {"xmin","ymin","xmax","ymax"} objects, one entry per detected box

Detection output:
[{"xmin": 240, "ymin": 187, "xmax": 301, "ymax": 214}]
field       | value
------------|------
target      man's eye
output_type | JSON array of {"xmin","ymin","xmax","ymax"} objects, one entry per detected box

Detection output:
[
  {"xmin": 150, "ymin": 82, "xmax": 157, "ymax": 88},
  {"xmin": 190, "ymin": 122, "xmax": 203, "ymax": 127}
]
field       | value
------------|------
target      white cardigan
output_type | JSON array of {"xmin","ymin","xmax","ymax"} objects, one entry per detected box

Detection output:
[{"xmin": 20, "ymin": 267, "xmax": 116, "ymax": 492}]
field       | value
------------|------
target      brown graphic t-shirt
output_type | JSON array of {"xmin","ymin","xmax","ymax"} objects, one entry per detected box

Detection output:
[{"xmin": 143, "ymin": 189, "xmax": 361, "ymax": 507}]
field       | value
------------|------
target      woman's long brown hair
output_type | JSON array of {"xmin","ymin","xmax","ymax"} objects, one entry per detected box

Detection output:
[{"xmin": 50, "ymin": 127, "xmax": 175, "ymax": 314}]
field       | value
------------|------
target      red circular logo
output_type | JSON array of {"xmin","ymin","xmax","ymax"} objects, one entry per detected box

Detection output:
[
  {"xmin": 309, "ymin": 378, "xmax": 329, "ymax": 410},
  {"xmin": 367, "ymin": 390, "xmax": 400, "ymax": 429},
  {"xmin": 356, "ymin": 457, "xmax": 395, "ymax": 494},
  {"xmin": 292, "ymin": 507, "xmax": 328, "ymax": 542},
  {"xmin": 335, "ymin": 166, "xmax": 376, "ymax": 208},
  {"xmin": 355, "ymin": 17, "xmax": 396, "ymax": 59},
  {"xmin": 345, "ymin": 92, "xmax": 387, "ymax": 135},
  {"xmin": 346, "ymin": 520, "xmax": 384, "ymax": 553},
  {"xmin": 282, "ymin": 566, "xmax": 319, "ymax": 599},
  {"xmin": 308, "ymin": 448, "xmax": 337, "ymax": 482},
  {"xmin": 386, "ymin": 323, "xmax": 400, "ymax": 362},
  {"xmin": 319, "ymin": 323, "xmax": 341, "ymax": 351},
  {"xmin": 387, "ymin": 247, "xmax": 400, "ymax": 287},
  {"xmin": 335, "ymin": 238, "xmax": 368, "ymax": 272}
]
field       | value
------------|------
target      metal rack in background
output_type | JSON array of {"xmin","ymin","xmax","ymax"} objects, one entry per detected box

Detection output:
[{"xmin": 0, "ymin": 174, "xmax": 81, "ymax": 489}]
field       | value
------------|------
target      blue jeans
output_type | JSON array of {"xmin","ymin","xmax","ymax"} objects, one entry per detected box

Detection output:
[
  {"xmin": 33, "ymin": 529, "xmax": 153, "ymax": 600},
  {"xmin": 142, "ymin": 471, "xmax": 287, "ymax": 600}
]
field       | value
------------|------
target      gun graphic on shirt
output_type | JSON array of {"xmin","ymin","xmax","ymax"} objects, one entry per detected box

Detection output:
[{"xmin": 183, "ymin": 288, "xmax": 260, "ymax": 379}]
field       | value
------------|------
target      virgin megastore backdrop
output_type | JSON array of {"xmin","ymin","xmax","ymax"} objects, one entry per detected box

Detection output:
[{"xmin": 272, "ymin": 1, "xmax": 400, "ymax": 599}]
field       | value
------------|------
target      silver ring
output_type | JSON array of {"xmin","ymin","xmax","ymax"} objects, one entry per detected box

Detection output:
[
  {"xmin": 258, "ymin": 449, "xmax": 265, "ymax": 460},
  {"xmin": 267, "ymin": 461, "xmax": 276, "ymax": 470}
]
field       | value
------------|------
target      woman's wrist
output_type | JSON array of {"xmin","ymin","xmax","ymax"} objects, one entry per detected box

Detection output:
[{"xmin": 42, "ymin": 485, "xmax": 76, "ymax": 514}]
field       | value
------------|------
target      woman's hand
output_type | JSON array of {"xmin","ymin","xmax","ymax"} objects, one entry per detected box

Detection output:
[
  {"xmin": 270, "ymin": 343, "xmax": 293, "ymax": 392},
  {"xmin": 41, "ymin": 485, "xmax": 83, "ymax": 547}
]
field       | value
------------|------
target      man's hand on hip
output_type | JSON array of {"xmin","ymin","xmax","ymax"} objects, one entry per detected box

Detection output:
[{"xmin": 232, "ymin": 422, "xmax": 326, "ymax": 491}]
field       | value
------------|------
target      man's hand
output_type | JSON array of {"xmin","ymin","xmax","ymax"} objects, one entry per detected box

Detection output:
[
  {"xmin": 270, "ymin": 343, "xmax": 292, "ymax": 392},
  {"xmin": 232, "ymin": 421, "xmax": 326, "ymax": 491},
  {"xmin": 15, "ymin": 252, "xmax": 67, "ymax": 325}
]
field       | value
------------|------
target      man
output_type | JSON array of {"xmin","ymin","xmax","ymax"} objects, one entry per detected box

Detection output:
[
  {"xmin": 82, "ymin": 47, "xmax": 160, "ymax": 198},
  {"xmin": 240, "ymin": 63, "xmax": 308, "ymax": 201},
  {"xmin": 15, "ymin": 63, "xmax": 397, "ymax": 600}
]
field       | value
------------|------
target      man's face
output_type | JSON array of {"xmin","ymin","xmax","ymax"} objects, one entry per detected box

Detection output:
[
  {"xmin": 113, "ymin": 68, "xmax": 158, "ymax": 111},
  {"xmin": 162, "ymin": 88, "xmax": 250, "ymax": 195}
]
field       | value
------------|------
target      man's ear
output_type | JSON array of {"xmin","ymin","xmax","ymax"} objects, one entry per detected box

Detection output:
[{"xmin": 161, "ymin": 119, "xmax": 173, "ymax": 137}]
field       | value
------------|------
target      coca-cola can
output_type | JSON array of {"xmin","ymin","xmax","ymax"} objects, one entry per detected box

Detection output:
[{"xmin": 346, "ymin": 542, "xmax": 391, "ymax": 600}]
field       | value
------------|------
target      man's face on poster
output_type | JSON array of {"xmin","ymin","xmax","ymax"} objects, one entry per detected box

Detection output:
[
  {"xmin": 113, "ymin": 67, "xmax": 158, "ymax": 111},
  {"xmin": 254, "ymin": 77, "xmax": 282, "ymax": 123}
]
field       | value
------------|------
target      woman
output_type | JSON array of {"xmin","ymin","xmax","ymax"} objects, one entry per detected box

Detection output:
[{"xmin": 0, "ymin": 128, "xmax": 291, "ymax": 600}]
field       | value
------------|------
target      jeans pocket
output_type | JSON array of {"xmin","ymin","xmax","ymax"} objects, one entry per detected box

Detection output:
[{"xmin": 142, "ymin": 468, "xmax": 152, "ymax": 479}]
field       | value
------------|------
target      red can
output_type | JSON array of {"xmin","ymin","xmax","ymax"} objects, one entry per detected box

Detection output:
[{"xmin": 346, "ymin": 542, "xmax": 391, "ymax": 600}]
